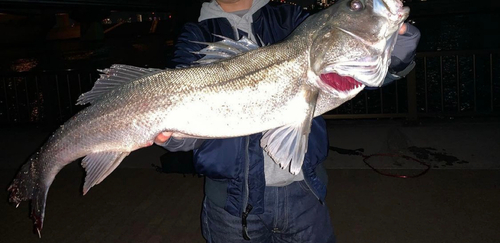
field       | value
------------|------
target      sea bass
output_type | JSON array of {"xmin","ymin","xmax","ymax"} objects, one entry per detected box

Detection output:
[{"xmin": 9, "ymin": 0, "xmax": 409, "ymax": 236}]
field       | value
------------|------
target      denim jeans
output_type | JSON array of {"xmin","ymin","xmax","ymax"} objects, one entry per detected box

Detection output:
[{"xmin": 201, "ymin": 180, "xmax": 336, "ymax": 243}]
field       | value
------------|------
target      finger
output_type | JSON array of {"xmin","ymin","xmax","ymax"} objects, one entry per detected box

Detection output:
[
  {"xmin": 155, "ymin": 132, "xmax": 172, "ymax": 144},
  {"xmin": 398, "ymin": 23, "xmax": 407, "ymax": 35}
]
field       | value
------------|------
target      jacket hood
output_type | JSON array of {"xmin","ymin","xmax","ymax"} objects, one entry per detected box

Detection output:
[{"xmin": 198, "ymin": 0, "xmax": 269, "ymax": 42}]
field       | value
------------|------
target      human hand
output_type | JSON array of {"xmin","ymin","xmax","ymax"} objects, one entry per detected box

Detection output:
[
  {"xmin": 398, "ymin": 23, "xmax": 407, "ymax": 35},
  {"xmin": 155, "ymin": 132, "xmax": 173, "ymax": 145}
]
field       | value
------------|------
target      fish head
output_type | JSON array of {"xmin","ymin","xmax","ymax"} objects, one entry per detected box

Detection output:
[{"xmin": 308, "ymin": 0, "xmax": 409, "ymax": 98}]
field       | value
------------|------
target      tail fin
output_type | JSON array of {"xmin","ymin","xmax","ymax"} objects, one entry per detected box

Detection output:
[{"xmin": 8, "ymin": 155, "xmax": 48, "ymax": 237}]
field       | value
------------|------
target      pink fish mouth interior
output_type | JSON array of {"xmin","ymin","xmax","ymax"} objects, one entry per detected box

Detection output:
[{"xmin": 320, "ymin": 73, "xmax": 362, "ymax": 91}]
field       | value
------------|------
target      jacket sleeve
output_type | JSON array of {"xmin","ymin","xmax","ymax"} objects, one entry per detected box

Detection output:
[
  {"xmin": 391, "ymin": 23, "xmax": 421, "ymax": 72},
  {"xmin": 290, "ymin": 5, "xmax": 309, "ymax": 29},
  {"xmin": 158, "ymin": 137, "xmax": 204, "ymax": 152},
  {"xmin": 308, "ymin": 116, "xmax": 329, "ymax": 160},
  {"xmin": 370, "ymin": 23, "xmax": 421, "ymax": 89}
]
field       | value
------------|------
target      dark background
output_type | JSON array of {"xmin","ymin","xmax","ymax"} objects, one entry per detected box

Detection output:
[
  {"xmin": 0, "ymin": 0, "xmax": 498, "ymax": 124},
  {"xmin": 0, "ymin": 0, "xmax": 498, "ymax": 72}
]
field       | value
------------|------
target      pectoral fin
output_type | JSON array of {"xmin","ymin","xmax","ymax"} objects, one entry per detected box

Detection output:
[
  {"xmin": 81, "ymin": 151, "xmax": 130, "ymax": 195},
  {"xmin": 261, "ymin": 88, "xmax": 319, "ymax": 175}
]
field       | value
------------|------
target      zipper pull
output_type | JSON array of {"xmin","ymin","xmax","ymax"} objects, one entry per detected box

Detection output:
[{"xmin": 242, "ymin": 204, "xmax": 253, "ymax": 240}]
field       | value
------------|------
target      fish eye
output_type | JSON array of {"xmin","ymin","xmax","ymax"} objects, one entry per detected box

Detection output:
[{"xmin": 350, "ymin": 0, "xmax": 364, "ymax": 11}]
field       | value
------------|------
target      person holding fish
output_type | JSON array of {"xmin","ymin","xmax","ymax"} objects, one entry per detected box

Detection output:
[{"xmin": 155, "ymin": 0, "xmax": 420, "ymax": 242}]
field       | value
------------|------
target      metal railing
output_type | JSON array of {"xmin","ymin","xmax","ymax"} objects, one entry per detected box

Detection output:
[
  {"xmin": 0, "ymin": 69, "xmax": 99, "ymax": 124},
  {"xmin": 1, "ymin": 49, "xmax": 499, "ymax": 125}
]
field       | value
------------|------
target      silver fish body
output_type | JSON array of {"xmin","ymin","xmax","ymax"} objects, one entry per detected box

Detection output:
[{"xmin": 8, "ymin": 0, "xmax": 409, "ymax": 236}]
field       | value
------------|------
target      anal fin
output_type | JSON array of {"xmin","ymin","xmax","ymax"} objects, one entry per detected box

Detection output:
[
  {"xmin": 261, "ymin": 87, "xmax": 319, "ymax": 174},
  {"xmin": 81, "ymin": 151, "xmax": 129, "ymax": 195}
]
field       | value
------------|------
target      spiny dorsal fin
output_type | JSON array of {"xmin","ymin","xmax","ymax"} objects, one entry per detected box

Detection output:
[
  {"xmin": 191, "ymin": 35, "xmax": 263, "ymax": 65},
  {"xmin": 76, "ymin": 64, "xmax": 162, "ymax": 105}
]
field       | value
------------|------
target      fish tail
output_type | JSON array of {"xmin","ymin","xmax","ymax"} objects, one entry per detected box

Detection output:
[
  {"xmin": 31, "ymin": 186, "xmax": 48, "ymax": 238},
  {"xmin": 8, "ymin": 154, "xmax": 48, "ymax": 237}
]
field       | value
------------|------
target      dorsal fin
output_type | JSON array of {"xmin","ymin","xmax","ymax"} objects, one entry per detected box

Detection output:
[
  {"xmin": 191, "ymin": 35, "xmax": 262, "ymax": 65},
  {"xmin": 76, "ymin": 64, "xmax": 162, "ymax": 105}
]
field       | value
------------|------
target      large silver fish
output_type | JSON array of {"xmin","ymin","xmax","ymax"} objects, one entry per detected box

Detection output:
[{"xmin": 8, "ymin": 0, "xmax": 409, "ymax": 236}]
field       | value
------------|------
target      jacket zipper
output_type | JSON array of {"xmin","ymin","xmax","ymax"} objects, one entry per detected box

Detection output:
[
  {"xmin": 241, "ymin": 136, "xmax": 252, "ymax": 240},
  {"xmin": 304, "ymin": 175, "xmax": 323, "ymax": 205}
]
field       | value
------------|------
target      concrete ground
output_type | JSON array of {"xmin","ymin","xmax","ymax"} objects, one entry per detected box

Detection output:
[
  {"xmin": 323, "ymin": 118, "xmax": 500, "ymax": 170},
  {"xmin": 2, "ymin": 169, "xmax": 499, "ymax": 243},
  {"xmin": 1, "ymin": 118, "xmax": 499, "ymax": 242}
]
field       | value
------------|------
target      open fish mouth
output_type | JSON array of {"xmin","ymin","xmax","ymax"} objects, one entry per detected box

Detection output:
[
  {"xmin": 319, "ymin": 54, "xmax": 386, "ymax": 95},
  {"xmin": 319, "ymin": 73, "xmax": 363, "ymax": 92},
  {"xmin": 320, "ymin": 15, "xmax": 402, "ymax": 93}
]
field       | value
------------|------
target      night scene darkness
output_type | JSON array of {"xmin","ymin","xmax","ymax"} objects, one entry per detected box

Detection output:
[{"xmin": 0, "ymin": 0, "xmax": 499, "ymax": 242}]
